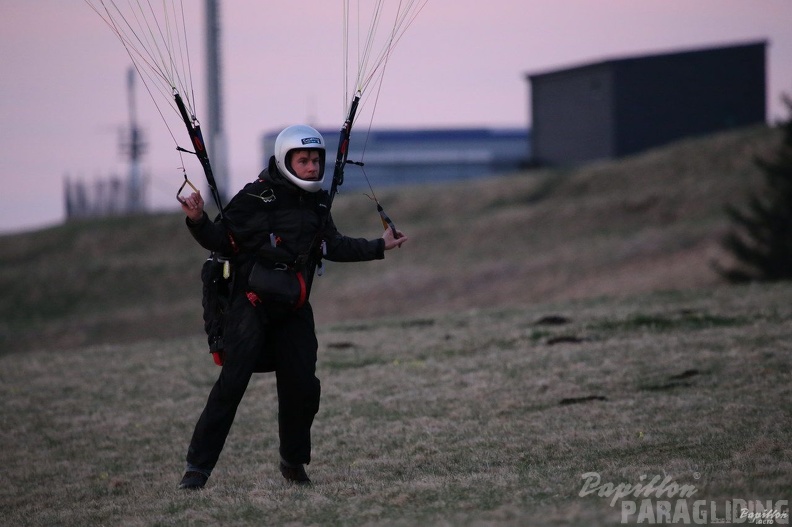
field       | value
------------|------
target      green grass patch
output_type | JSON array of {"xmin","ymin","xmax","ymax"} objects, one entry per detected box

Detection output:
[{"xmin": 588, "ymin": 311, "xmax": 746, "ymax": 333}]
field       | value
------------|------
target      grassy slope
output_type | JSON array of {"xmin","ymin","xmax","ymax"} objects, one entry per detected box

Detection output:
[
  {"xmin": 1, "ymin": 125, "xmax": 791, "ymax": 525},
  {"xmin": 0, "ymin": 125, "xmax": 779, "ymax": 353},
  {"xmin": 1, "ymin": 283, "xmax": 790, "ymax": 526}
]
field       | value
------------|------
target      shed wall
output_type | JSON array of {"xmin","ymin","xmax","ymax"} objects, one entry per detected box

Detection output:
[
  {"xmin": 528, "ymin": 41, "xmax": 767, "ymax": 166},
  {"xmin": 530, "ymin": 65, "xmax": 614, "ymax": 165}
]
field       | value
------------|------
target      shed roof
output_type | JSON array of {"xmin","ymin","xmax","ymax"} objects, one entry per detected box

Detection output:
[{"xmin": 525, "ymin": 40, "xmax": 767, "ymax": 81}]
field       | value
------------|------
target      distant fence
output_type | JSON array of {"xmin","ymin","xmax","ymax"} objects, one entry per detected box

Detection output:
[{"xmin": 64, "ymin": 174, "xmax": 147, "ymax": 220}]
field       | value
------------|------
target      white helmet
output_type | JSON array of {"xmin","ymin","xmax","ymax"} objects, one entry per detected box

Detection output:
[{"xmin": 274, "ymin": 124, "xmax": 326, "ymax": 192}]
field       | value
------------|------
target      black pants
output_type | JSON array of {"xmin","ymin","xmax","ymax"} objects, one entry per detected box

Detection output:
[{"xmin": 186, "ymin": 295, "xmax": 321, "ymax": 472}]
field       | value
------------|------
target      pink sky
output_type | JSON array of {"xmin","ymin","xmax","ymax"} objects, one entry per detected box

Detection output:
[{"xmin": 1, "ymin": 0, "xmax": 791, "ymax": 234}]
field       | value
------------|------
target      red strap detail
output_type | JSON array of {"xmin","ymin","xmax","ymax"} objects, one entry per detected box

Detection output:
[
  {"xmin": 246, "ymin": 291, "xmax": 261, "ymax": 306},
  {"xmin": 212, "ymin": 351, "xmax": 225, "ymax": 366},
  {"xmin": 295, "ymin": 271, "xmax": 307, "ymax": 309},
  {"xmin": 227, "ymin": 232, "xmax": 239, "ymax": 253}
]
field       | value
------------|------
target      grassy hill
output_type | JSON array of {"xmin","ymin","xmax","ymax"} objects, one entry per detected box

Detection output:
[
  {"xmin": 2, "ymin": 125, "xmax": 791, "ymax": 526},
  {"xmin": 2, "ymin": 281, "xmax": 790, "ymax": 525},
  {"xmin": 0, "ymin": 125, "xmax": 779, "ymax": 353}
]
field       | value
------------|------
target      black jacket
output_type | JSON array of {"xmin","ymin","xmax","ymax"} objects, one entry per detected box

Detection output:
[{"xmin": 186, "ymin": 166, "xmax": 384, "ymax": 298}]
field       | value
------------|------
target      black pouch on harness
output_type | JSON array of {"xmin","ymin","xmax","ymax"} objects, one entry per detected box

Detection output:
[
  {"xmin": 247, "ymin": 261, "xmax": 307, "ymax": 311},
  {"xmin": 201, "ymin": 253, "xmax": 232, "ymax": 363}
]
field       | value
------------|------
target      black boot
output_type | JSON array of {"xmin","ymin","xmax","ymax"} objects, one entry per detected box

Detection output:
[
  {"xmin": 279, "ymin": 460, "xmax": 311, "ymax": 485},
  {"xmin": 178, "ymin": 470, "xmax": 209, "ymax": 489}
]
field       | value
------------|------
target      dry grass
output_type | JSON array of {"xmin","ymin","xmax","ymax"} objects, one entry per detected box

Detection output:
[
  {"xmin": 2, "ymin": 282, "xmax": 790, "ymax": 526},
  {"xmin": 1, "ymin": 124, "xmax": 790, "ymax": 524}
]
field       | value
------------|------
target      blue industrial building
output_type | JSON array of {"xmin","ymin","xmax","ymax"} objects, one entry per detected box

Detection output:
[{"xmin": 262, "ymin": 127, "xmax": 530, "ymax": 190}]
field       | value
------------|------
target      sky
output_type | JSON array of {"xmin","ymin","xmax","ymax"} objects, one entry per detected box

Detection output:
[{"xmin": 1, "ymin": 0, "xmax": 791, "ymax": 234}]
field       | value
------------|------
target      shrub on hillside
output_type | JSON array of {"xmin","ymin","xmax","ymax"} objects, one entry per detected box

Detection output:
[{"xmin": 717, "ymin": 95, "xmax": 792, "ymax": 282}]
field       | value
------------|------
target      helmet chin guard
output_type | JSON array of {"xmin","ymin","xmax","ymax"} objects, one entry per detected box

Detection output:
[{"xmin": 274, "ymin": 125, "xmax": 326, "ymax": 192}]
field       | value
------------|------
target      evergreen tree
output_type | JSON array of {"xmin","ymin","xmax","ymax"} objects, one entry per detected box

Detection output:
[{"xmin": 718, "ymin": 95, "xmax": 792, "ymax": 282}]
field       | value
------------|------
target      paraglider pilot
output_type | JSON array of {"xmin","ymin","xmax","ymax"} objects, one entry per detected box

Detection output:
[{"xmin": 177, "ymin": 125, "xmax": 407, "ymax": 489}]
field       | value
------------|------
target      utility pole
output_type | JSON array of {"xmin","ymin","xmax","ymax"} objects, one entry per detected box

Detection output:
[
  {"xmin": 205, "ymin": 0, "xmax": 229, "ymax": 204},
  {"xmin": 125, "ymin": 66, "xmax": 146, "ymax": 212}
]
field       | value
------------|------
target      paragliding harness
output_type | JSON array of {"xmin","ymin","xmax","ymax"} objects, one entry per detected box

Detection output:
[
  {"xmin": 199, "ymin": 182, "xmax": 328, "ymax": 367},
  {"xmin": 201, "ymin": 252, "xmax": 232, "ymax": 365},
  {"xmin": 244, "ymin": 190, "xmax": 320, "ymax": 314}
]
